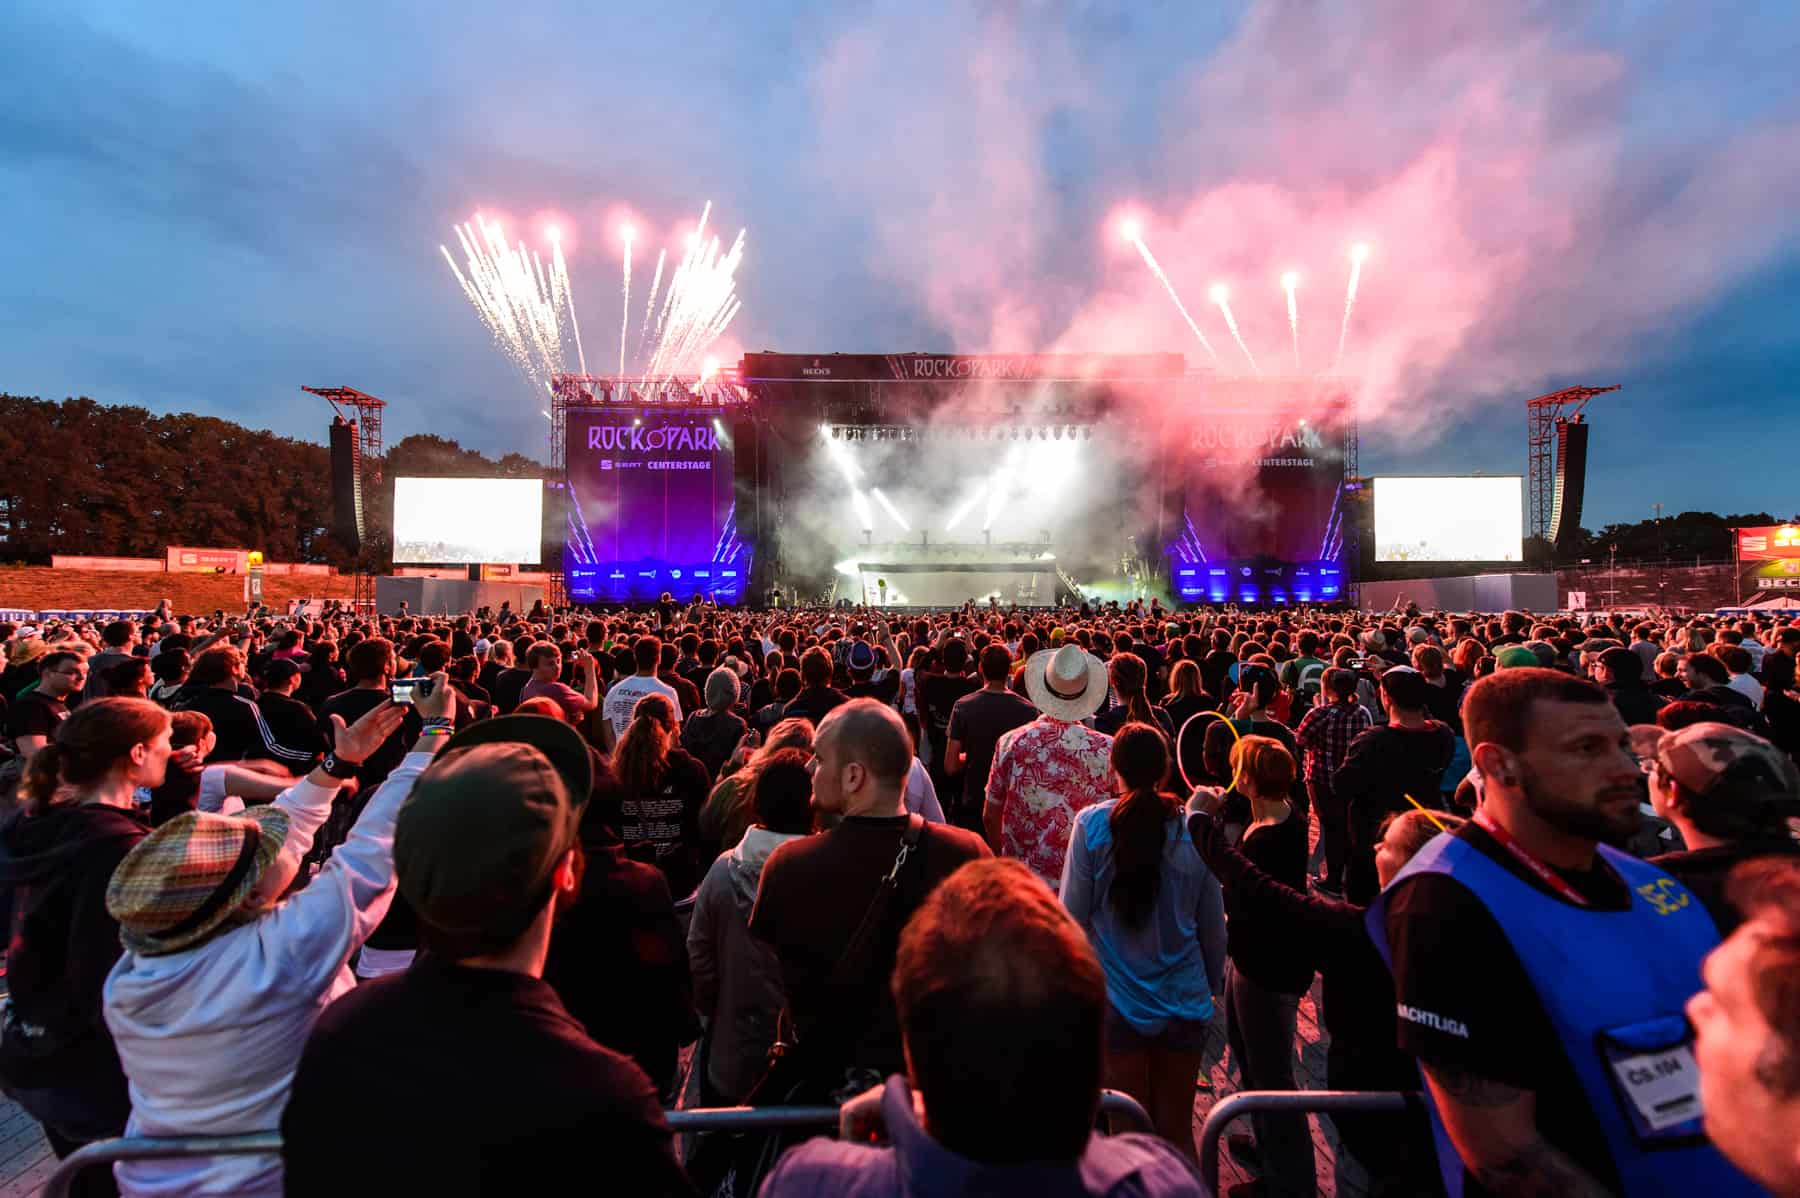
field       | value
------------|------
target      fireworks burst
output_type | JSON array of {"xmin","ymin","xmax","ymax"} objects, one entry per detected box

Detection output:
[
  {"xmin": 444, "ymin": 202, "xmax": 746, "ymax": 399},
  {"xmin": 441, "ymin": 217, "xmax": 583, "ymax": 394},
  {"xmin": 1281, "ymin": 271, "xmax": 1300, "ymax": 370},
  {"xmin": 644, "ymin": 202, "xmax": 746, "ymax": 382},
  {"xmin": 1120, "ymin": 220, "xmax": 1218, "ymax": 363},
  {"xmin": 1209, "ymin": 283, "xmax": 1261, "ymax": 375},
  {"xmin": 1334, "ymin": 243, "xmax": 1369, "ymax": 371}
]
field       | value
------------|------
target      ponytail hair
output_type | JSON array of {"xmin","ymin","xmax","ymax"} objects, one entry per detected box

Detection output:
[
  {"xmin": 1106, "ymin": 722, "xmax": 1178, "ymax": 929},
  {"xmin": 614, "ymin": 693, "xmax": 676, "ymax": 794},
  {"xmin": 23, "ymin": 698, "xmax": 170, "ymax": 816},
  {"xmin": 1110, "ymin": 653, "xmax": 1157, "ymax": 728}
]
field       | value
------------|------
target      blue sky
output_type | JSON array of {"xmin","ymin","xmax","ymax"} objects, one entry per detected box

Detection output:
[{"xmin": 2, "ymin": 2, "xmax": 1797, "ymax": 528}]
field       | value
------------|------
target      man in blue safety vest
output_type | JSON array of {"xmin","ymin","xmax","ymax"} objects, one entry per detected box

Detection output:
[{"xmin": 1370, "ymin": 667, "xmax": 1759, "ymax": 1197}]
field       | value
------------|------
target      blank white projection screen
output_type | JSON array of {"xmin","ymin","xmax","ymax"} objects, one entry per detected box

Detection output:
[
  {"xmin": 1374, "ymin": 476, "xmax": 1523, "ymax": 562},
  {"xmin": 392, "ymin": 477, "xmax": 543, "ymax": 564}
]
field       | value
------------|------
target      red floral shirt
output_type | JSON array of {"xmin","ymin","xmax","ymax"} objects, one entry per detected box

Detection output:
[{"xmin": 985, "ymin": 716, "xmax": 1115, "ymax": 891}]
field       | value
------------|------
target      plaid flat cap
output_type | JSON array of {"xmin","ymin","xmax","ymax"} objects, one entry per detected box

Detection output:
[{"xmin": 107, "ymin": 806, "xmax": 289, "ymax": 956}]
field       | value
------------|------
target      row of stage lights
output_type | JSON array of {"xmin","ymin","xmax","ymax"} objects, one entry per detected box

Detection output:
[{"xmin": 824, "ymin": 424, "xmax": 1094, "ymax": 443}]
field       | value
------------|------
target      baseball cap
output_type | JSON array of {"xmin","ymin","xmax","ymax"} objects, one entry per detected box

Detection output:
[
  {"xmin": 1656, "ymin": 722, "xmax": 1800, "ymax": 807},
  {"xmin": 1598, "ymin": 647, "xmax": 1643, "ymax": 683},
  {"xmin": 1495, "ymin": 646, "xmax": 1540, "ymax": 670},
  {"xmin": 395, "ymin": 715, "xmax": 592, "ymax": 958},
  {"xmin": 262, "ymin": 659, "xmax": 302, "ymax": 687}
]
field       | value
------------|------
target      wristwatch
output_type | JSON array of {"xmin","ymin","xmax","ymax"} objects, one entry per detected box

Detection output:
[{"xmin": 320, "ymin": 752, "xmax": 359, "ymax": 780}]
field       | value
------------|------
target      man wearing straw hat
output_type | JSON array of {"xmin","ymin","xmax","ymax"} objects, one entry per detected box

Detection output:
[{"xmin": 984, "ymin": 644, "xmax": 1114, "ymax": 892}]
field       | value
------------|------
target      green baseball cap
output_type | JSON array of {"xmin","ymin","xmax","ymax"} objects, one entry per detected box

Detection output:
[{"xmin": 1495, "ymin": 646, "xmax": 1540, "ymax": 670}]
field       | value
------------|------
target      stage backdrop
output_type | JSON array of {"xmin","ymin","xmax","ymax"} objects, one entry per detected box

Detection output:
[
  {"xmin": 1170, "ymin": 381, "xmax": 1351, "ymax": 604},
  {"xmin": 563, "ymin": 406, "xmax": 748, "ymax": 604}
]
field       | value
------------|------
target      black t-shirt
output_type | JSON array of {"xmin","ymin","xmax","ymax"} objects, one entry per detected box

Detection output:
[
  {"xmin": 618, "ymin": 747, "xmax": 712, "ymax": 899},
  {"xmin": 1226, "ymin": 811, "xmax": 1314, "ymax": 994},
  {"xmin": 493, "ymin": 667, "xmax": 532, "ymax": 714},
  {"xmin": 780, "ymin": 685, "xmax": 848, "ymax": 728},
  {"xmin": 5, "ymin": 690, "xmax": 69, "ymax": 742},
  {"xmin": 1093, "ymin": 703, "xmax": 1177, "ymax": 741},
  {"xmin": 846, "ymin": 672, "xmax": 901, "ymax": 707},
  {"xmin": 1383, "ymin": 823, "xmax": 1631, "ymax": 1196},
  {"xmin": 945, "ymin": 688, "xmax": 1038, "ymax": 808},
  {"xmin": 542, "ymin": 833, "xmax": 697, "ymax": 1093},
  {"xmin": 317, "ymin": 687, "xmax": 420, "ymax": 793},
  {"xmin": 1201, "ymin": 649, "xmax": 1238, "ymax": 699},
  {"xmin": 281, "ymin": 956, "xmax": 689, "ymax": 1197},
  {"xmin": 919, "ymin": 672, "xmax": 980, "ymax": 753},
  {"xmin": 750, "ymin": 816, "xmax": 991, "ymax": 1076}
]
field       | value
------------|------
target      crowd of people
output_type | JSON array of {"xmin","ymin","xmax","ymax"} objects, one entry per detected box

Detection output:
[{"xmin": 0, "ymin": 593, "xmax": 1798, "ymax": 1196}]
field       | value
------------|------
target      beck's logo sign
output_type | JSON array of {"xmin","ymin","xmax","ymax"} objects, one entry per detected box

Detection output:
[{"xmin": 802, "ymin": 358, "xmax": 831, "ymax": 376}]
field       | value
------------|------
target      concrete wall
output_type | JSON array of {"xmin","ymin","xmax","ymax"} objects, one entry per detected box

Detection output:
[{"xmin": 1360, "ymin": 573, "xmax": 1558, "ymax": 612}]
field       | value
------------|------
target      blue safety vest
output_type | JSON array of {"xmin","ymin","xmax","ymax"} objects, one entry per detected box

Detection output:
[{"xmin": 1367, "ymin": 833, "xmax": 1759, "ymax": 1197}]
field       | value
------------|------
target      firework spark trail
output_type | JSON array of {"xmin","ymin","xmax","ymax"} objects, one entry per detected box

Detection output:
[
  {"xmin": 637, "ymin": 248, "xmax": 666, "ymax": 360},
  {"xmin": 1334, "ymin": 244, "xmax": 1368, "ymax": 371},
  {"xmin": 551, "ymin": 236, "xmax": 587, "ymax": 375},
  {"xmin": 441, "ymin": 218, "xmax": 576, "ymax": 393},
  {"xmin": 1281, "ymin": 272, "xmax": 1300, "ymax": 371},
  {"xmin": 1210, "ymin": 285, "xmax": 1260, "ymax": 375},
  {"xmin": 618, "ymin": 229, "xmax": 634, "ymax": 380},
  {"xmin": 1129, "ymin": 233, "xmax": 1218, "ymax": 363},
  {"xmin": 646, "ymin": 221, "xmax": 745, "ymax": 381}
]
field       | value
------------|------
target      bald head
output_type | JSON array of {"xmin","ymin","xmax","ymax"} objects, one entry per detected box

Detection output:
[{"xmin": 813, "ymin": 698, "xmax": 915, "ymax": 817}]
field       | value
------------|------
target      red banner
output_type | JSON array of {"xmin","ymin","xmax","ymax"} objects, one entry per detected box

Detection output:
[
  {"xmin": 167, "ymin": 547, "xmax": 247, "ymax": 574},
  {"xmin": 1736, "ymin": 525, "xmax": 1800, "ymax": 603}
]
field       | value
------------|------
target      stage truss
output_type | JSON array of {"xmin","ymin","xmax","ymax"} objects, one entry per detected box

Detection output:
[{"xmin": 549, "ymin": 371, "xmax": 754, "ymax": 605}]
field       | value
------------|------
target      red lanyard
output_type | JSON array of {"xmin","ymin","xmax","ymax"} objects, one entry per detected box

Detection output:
[{"xmin": 1473, "ymin": 810, "xmax": 1590, "ymax": 908}]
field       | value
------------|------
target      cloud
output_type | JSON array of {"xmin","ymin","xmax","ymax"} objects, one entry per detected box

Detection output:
[{"xmin": 806, "ymin": 2, "xmax": 1800, "ymax": 437}]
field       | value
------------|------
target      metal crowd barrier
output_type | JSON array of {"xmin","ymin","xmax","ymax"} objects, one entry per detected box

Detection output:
[
  {"xmin": 41, "ymin": 1091, "xmax": 1154, "ymax": 1195},
  {"xmin": 1197, "ymin": 1089, "xmax": 1423, "ymax": 1194},
  {"xmin": 42, "ymin": 1133, "xmax": 282, "ymax": 1198}
]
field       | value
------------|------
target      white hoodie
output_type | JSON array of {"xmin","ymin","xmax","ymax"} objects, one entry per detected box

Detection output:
[{"xmin": 101, "ymin": 751, "xmax": 434, "ymax": 1197}]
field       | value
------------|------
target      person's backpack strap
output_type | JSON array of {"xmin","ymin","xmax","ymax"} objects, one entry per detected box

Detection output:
[{"xmin": 830, "ymin": 812, "xmax": 925, "ymax": 985}]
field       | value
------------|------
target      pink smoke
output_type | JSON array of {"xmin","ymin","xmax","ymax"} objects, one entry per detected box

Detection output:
[{"xmin": 808, "ymin": 2, "xmax": 1800, "ymax": 434}]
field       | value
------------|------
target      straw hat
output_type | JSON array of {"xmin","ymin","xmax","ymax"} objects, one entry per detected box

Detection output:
[
  {"xmin": 107, "ymin": 806, "xmax": 290, "ymax": 955},
  {"xmin": 1023, "ymin": 645, "xmax": 1109, "ymax": 721}
]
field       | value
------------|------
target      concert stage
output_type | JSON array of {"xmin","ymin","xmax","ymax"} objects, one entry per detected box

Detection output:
[{"xmin": 550, "ymin": 353, "xmax": 1356, "ymax": 608}]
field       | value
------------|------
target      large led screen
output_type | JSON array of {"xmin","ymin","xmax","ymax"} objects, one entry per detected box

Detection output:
[
  {"xmin": 1374, "ymin": 476, "xmax": 1523, "ymax": 562},
  {"xmin": 392, "ymin": 477, "xmax": 544, "ymax": 564}
]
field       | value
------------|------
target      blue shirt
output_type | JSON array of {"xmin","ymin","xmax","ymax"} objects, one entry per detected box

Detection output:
[{"xmin": 1060, "ymin": 801, "xmax": 1227, "ymax": 1035}]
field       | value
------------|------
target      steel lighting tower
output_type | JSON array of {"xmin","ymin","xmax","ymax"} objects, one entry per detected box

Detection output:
[
  {"xmin": 1526, "ymin": 384, "xmax": 1619, "ymax": 543},
  {"xmin": 304, "ymin": 386, "xmax": 388, "ymax": 612}
]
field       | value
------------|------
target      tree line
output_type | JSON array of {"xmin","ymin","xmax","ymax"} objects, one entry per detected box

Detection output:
[
  {"xmin": 1527, "ymin": 508, "xmax": 1792, "ymax": 566},
  {"xmin": 0, "ymin": 395, "xmax": 547, "ymax": 566}
]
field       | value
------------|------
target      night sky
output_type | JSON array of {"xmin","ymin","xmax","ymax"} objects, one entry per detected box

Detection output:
[{"xmin": 3, "ymin": 2, "xmax": 1797, "ymax": 527}]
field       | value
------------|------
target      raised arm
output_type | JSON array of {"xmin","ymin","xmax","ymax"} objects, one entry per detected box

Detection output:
[{"xmin": 264, "ymin": 676, "xmax": 452, "ymax": 991}]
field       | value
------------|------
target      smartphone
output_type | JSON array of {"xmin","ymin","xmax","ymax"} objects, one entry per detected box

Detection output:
[{"xmin": 390, "ymin": 678, "xmax": 434, "ymax": 704}]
